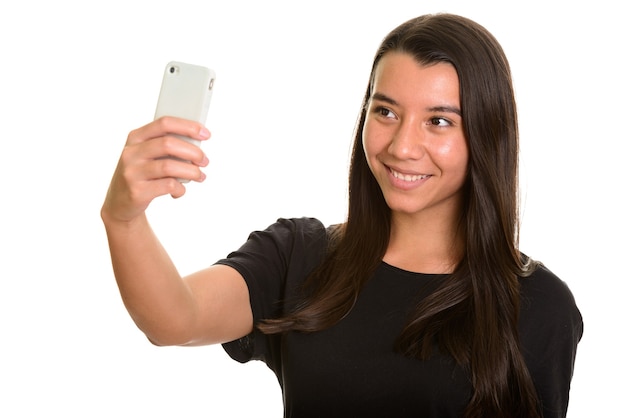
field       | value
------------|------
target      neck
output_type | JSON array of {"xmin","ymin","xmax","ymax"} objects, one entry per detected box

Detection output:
[{"xmin": 383, "ymin": 211, "xmax": 465, "ymax": 274}]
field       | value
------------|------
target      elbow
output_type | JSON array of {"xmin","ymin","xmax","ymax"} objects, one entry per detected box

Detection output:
[
  {"xmin": 144, "ymin": 331, "xmax": 193, "ymax": 347},
  {"xmin": 146, "ymin": 335, "xmax": 173, "ymax": 347},
  {"xmin": 134, "ymin": 317, "xmax": 197, "ymax": 347}
]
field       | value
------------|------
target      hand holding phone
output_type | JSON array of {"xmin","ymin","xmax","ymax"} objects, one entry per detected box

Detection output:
[{"xmin": 154, "ymin": 61, "xmax": 216, "ymax": 181}]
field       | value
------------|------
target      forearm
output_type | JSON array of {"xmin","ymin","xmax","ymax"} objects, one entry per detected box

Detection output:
[
  {"xmin": 100, "ymin": 117, "xmax": 214, "ymax": 344},
  {"xmin": 102, "ymin": 211, "xmax": 197, "ymax": 345}
]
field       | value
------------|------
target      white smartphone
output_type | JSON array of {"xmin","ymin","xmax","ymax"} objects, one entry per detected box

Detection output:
[{"xmin": 154, "ymin": 61, "xmax": 216, "ymax": 148}]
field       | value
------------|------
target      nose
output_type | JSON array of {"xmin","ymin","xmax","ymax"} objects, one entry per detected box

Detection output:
[{"xmin": 387, "ymin": 118, "xmax": 426, "ymax": 160}]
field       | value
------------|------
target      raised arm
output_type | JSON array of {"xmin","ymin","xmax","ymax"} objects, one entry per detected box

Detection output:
[{"xmin": 101, "ymin": 117, "xmax": 253, "ymax": 346}]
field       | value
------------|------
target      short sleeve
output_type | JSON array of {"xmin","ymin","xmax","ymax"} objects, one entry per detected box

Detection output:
[{"xmin": 214, "ymin": 217, "xmax": 329, "ymax": 369}]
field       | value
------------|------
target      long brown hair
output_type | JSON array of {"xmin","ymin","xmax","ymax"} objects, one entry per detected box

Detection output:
[{"xmin": 260, "ymin": 13, "xmax": 541, "ymax": 417}]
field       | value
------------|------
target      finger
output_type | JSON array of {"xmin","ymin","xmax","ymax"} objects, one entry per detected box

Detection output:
[
  {"xmin": 122, "ymin": 134, "xmax": 209, "ymax": 177},
  {"xmin": 124, "ymin": 176, "xmax": 189, "ymax": 210},
  {"xmin": 102, "ymin": 167, "xmax": 187, "ymax": 223},
  {"xmin": 146, "ymin": 135, "xmax": 209, "ymax": 167},
  {"xmin": 141, "ymin": 156, "xmax": 207, "ymax": 183},
  {"xmin": 150, "ymin": 177, "xmax": 188, "ymax": 200},
  {"xmin": 127, "ymin": 116, "xmax": 211, "ymax": 146}
]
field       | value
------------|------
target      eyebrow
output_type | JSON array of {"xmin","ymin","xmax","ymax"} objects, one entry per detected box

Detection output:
[{"xmin": 371, "ymin": 92, "xmax": 462, "ymax": 116}]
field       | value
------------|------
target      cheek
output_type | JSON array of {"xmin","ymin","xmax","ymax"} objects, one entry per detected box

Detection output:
[
  {"xmin": 362, "ymin": 117, "xmax": 390, "ymax": 157},
  {"xmin": 435, "ymin": 137, "xmax": 469, "ymax": 175},
  {"xmin": 361, "ymin": 119, "xmax": 377, "ymax": 166}
]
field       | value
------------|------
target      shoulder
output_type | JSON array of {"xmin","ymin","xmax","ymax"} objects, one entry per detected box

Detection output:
[
  {"xmin": 518, "ymin": 262, "xmax": 583, "ymax": 344},
  {"xmin": 272, "ymin": 217, "xmax": 330, "ymax": 241},
  {"xmin": 251, "ymin": 217, "xmax": 328, "ymax": 238},
  {"xmin": 519, "ymin": 264, "xmax": 579, "ymax": 314},
  {"xmin": 252, "ymin": 217, "xmax": 331, "ymax": 257},
  {"xmin": 217, "ymin": 217, "xmax": 333, "ymax": 278},
  {"xmin": 231, "ymin": 217, "xmax": 329, "ymax": 253}
]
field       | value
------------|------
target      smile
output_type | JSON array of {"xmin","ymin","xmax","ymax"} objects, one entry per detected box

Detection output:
[{"xmin": 390, "ymin": 168, "xmax": 431, "ymax": 182}]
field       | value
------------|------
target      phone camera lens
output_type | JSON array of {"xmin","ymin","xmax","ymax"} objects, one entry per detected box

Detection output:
[{"xmin": 169, "ymin": 66, "xmax": 176, "ymax": 74}]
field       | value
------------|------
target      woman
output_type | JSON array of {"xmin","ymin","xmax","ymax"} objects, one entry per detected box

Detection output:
[{"xmin": 102, "ymin": 13, "xmax": 582, "ymax": 418}]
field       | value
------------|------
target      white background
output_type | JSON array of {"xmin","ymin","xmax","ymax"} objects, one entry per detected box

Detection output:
[{"xmin": 1, "ymin": 1, "xmax": 623, "ymax": 416}]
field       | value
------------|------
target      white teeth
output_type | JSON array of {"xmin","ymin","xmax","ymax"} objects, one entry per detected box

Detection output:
[{"xmin": 391, "ymin": 169, "xmax": 430, "ymax": 182}]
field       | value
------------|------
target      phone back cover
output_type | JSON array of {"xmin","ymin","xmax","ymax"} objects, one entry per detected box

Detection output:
[{"xmin": 154, "ymin": 61, "xmax": 215, "ymax": 123}]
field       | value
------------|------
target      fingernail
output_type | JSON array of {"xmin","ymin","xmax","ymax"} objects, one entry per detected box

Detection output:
[{"xmin": 199, "ymin": 127, "xmax": 210, "ymax": 139}]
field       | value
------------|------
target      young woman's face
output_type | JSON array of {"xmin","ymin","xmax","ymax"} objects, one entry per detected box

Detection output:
[{"xmin": 363, "ymin": 52, "xmax": 468, "ymax": 221}]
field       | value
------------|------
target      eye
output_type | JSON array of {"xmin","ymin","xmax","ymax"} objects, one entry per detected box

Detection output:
[
  {"xmin": 375, "ymin": 106, "xmax": 397, "ymax": 119},
  {"xmin": 428, "ymin": 117, "xmax": 452, "ymax": 127}
]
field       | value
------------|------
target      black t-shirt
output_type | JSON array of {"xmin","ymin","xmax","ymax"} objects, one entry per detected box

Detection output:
[{"xmin": 216, "ymin": 218, "xmax": 583, "ymax": 418}]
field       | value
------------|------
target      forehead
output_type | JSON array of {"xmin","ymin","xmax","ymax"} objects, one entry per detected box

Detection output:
[{"xmin": 371, "ymin": 52, "xmax": 460, "ymax": 105}]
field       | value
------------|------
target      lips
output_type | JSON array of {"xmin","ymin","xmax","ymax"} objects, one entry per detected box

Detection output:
[{"xmin": 389, "ymin": 167, "xmax": 432, "ymax": 182}]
